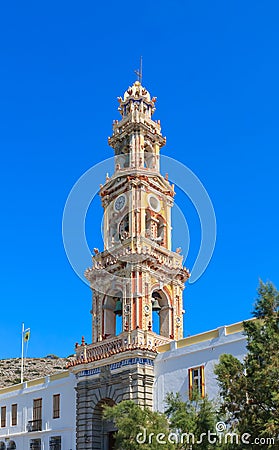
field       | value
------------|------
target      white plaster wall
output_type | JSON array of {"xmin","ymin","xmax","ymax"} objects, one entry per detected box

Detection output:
[
  {"xmin": 0, "ymin": 372, "xmax": 76, "ymax": 450},
  {"xmin": 154, "ymin": 331, "xmax": 247, "ymax": 412}
]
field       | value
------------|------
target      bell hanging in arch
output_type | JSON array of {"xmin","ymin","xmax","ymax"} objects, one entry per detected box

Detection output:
[
  {"xmin": 114, "ymin": 299, "xmax": 123, "ymax": 316},
  {"xmin": 152, "ymin": 291, "xmax": 161, "ymax": 312},
  {"xmin": 152, "ymin": 298, "xmax": 161, "ymax": 312}
]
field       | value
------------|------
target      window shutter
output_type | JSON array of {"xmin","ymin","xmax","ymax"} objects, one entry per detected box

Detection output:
[
  {"xmin": 201, "ymin": 365, "xmax": 205, "ymax": 398},
  {"xmin": 188, "ymin": 368, "xmax": 193, "ymax": 399}
]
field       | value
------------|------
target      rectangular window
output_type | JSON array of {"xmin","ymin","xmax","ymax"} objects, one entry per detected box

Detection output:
[
  {"xmin": 188, "ymin": 365, "xmax": 205, "ymax": 399},
  {"xmin": 1, "ymin": 406, "xmax": 6, "ymax": 428},
  {"xmin": 11, "ymin": 404, "xmax": 17, "ymax": 426},
  {"xmin": 32, "ymin": 398, "xmax": 42, "ymax": 431},
  {"xmin": 53, "ymin": 394, "xmax": 60, "ymax": 419},
  {"xmin": 49, "ymin": 436, "xmax": 61, "ymax": 450},
  {"xmin": 30, "ymin": 438, "xmax": 41, "ymax": 449}
]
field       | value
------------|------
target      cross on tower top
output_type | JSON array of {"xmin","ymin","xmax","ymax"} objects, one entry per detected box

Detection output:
[{"xmin": 134, "ymin": 56, "xmax": 143, "ymax": 84}]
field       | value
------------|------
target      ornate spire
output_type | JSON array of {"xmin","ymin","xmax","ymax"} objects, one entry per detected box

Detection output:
[
  {"xmin": 108, "ymin": 81, "xmax": 166, "ymax": 172},
  {"xmin": 117, "ymin": 80, "xmax": 157, "ymax": 119}
]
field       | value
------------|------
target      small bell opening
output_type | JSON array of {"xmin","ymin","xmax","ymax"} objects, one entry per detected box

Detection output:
[{"xmin": 152, "ymin": 292, "xmax": 161, "ymax": 312}]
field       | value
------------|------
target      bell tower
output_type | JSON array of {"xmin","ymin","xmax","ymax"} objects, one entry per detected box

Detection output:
[
  {"xmin": 70, "ymin": 80, "xmax": 190, "ymax": 450},
  {"xmin": 85, "ymin": 80, "xmax": 189, "ymax": 345}
]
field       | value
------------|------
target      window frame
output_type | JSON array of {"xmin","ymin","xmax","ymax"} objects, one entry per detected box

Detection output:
[
  {"xmin": 0, "ymin": 406, "xmax": 6, "ymax": 428},
  {"xmin": 32, "ymin": 398, "xmax": 42, "ymax": 431},
  {"xmin": 11, "ymin": 404, "xmax": 17, "ymax": 426},
  {"xmin": 188, "ymin": 365, "xmax": 205, "ymax": 399},
  {"xmin": 29, "ymin": 438, "xmax": 41, "ymax": 450},
  {"xmin": 52, "ymin": 394, "xmax": 60, "ymax": 419},
  {"xmin": 49, "ymin": 435, "xmax": 61, "ymax": 450}
]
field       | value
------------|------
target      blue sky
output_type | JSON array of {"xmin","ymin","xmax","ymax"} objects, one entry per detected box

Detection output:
[{"xmin": 0, "ymin": 1, "xmax": 278, "ymax": 358}]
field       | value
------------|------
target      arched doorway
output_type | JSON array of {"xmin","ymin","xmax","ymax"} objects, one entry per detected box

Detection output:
[{"xmin": 92, "ymin": 398, "xmax": 116, "ymax": 450}]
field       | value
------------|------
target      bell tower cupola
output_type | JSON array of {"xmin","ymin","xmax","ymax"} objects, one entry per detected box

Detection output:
[{"xmin": 109, "ymin": 80, "xmax": 166, "ymax": 173}]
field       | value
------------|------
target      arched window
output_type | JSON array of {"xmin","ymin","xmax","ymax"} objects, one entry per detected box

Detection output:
[
  {"xmin": 157, "ymin": 216, "xmax": 166, "ymax": 246},
  {"xmin": 7, "ymin": 442, "xmax": 16, "ymax": 450},
  {"xmin": 115, "ymin": 147, "xmax": 129, "ymax": 169},
  {"xmin": 145, "ymin": 210, "xmax": 151, "ymax": 238},
  {"xmin": 0, "ymin": 442, "xmax": 6, "ymax": 450},
  {"xmin": 151, "ymin": 290, "xmax": 171, "ymax": 338},
  {"xmin": 119, "ymin": 213, "xmax": 129, "ymax": 240},
  {"xmin": 110, "ymin": 220, "xmax": 119, "ymax": 245},
  {"xmin": 144, "ymin": 149, "xmax": 155, "ymax": 169},
  {"xmin": 103, "ymin": 292, "xmax": 123, "ymax": 338}
]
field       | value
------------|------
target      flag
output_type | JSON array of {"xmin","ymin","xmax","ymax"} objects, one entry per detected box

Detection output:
[{"xmin": 24, "ymin": 329, "xmax": 30, "ymax": 342}]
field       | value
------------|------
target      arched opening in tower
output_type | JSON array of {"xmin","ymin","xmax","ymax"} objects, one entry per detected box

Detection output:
[
  {"xmin": 156, "ymin": 215, "xmax": 166, "ymax": 246},
  {"xmin": 145, "ymin": 211, "xmax": 166, "ymax": 246},
  {"xmin": 151, "ymin": 290, "xmax": 170, "ymax": 338},
  {"xmin": 103, "ymin": 292, "xmax": 123, "ymax": 338},
  {"xmin": 145, "ymin": 210, "xmax": 151, "ymax": 238},
  {"xmin": 144, "ymin": 147, "xmax": 155, "ymax": 169},
  {"xmin": 118, "ymin": 213, "xmax": 129, "ymax": 241},
  {"xmin": 115, "ymin": 147, "xmax": 129, "ymax": 169}
]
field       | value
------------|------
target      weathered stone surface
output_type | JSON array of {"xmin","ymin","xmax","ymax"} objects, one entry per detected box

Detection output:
[
  {"xmin": 0, "ymin": 357, "xmax": 74, "ymax": 387},
  {"xmin": 75, "ymin": 355, "xmax": 155, "ymax": 450}
]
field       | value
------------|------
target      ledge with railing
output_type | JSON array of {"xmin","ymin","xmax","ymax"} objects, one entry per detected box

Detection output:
[
  {"xmin": 85, "ymin": 236, "xmax": 189, "ymax": 283},
  {"xmin": 67, "ymin": 330, "xmax": 171, "ymax": 368},
  {"xmin": 26, "ymin": 419, "xmax": 42, "ymax": 432}
]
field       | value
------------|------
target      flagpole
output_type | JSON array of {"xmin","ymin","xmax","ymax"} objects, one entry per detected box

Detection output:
[{"xmin": 21, "ymin": 322, "xmax": 24, "ymax": 383}]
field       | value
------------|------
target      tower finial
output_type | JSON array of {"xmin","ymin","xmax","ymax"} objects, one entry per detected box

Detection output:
[{"xmin": 134, "ymin": 56, "xmax": 143, "ymax": 84}]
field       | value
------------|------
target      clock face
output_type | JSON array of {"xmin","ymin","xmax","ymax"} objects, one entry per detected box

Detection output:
[
  {"xmin": 114, "ymin": 194, "xmax": 126, "ymax": 211},
  {"xmin": 148, "ymin": 194, "xmax": 161, "ymax": 212}
]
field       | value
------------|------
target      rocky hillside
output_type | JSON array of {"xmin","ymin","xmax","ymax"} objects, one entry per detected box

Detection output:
[{"xmin": 0, "ymin": 356, "xmax": 75, "ymax": 388}]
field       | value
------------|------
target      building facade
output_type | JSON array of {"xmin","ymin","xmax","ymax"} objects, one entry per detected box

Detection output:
[
  {"xmin": 154, "ymin": 321, "xmax": 247, "ymax": 411},
  {"xmin": 0, "ymin": 371, "xmax": 76, "ymax": 450},
  {"xmin": 0, "ymin": 322, "xmax": 248, "ymax": 450}
]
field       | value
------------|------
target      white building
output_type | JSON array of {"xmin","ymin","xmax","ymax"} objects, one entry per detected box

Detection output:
[
  {"xmin": 0, "ymin": 322, "xmax": 247, "ymax": 449},
  {"xmin": 0, "ymin": 371, "xmax": 76, "ymax": 450},
  {"xmin": 154, "ymin": 321, "xmax": 247, "ymax": 411}
]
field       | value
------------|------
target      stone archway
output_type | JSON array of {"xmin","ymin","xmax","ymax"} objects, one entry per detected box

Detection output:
[
  {"xmin": 92, "ymin": 398, "xmax": 116, "ymax": 450},
  {"xmin": 151, "ymin": 288, "xmax": 171, "ymax": 337},
  {"xmin": 76, "ymin": 359, "xmax": 155, "ymax": 449},
  {"xmin": 103, "ymin": 290, "xmax": 123, "ymax": 337}
]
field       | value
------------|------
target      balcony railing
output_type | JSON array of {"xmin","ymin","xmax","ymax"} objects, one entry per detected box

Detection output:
[
  {"xmin": 27, "ymin": 419, "xmax": 42, "ymax": 432},
  {"xmin": 75, "ymin": 329, "xmax": 172, "ymax": 362}
]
